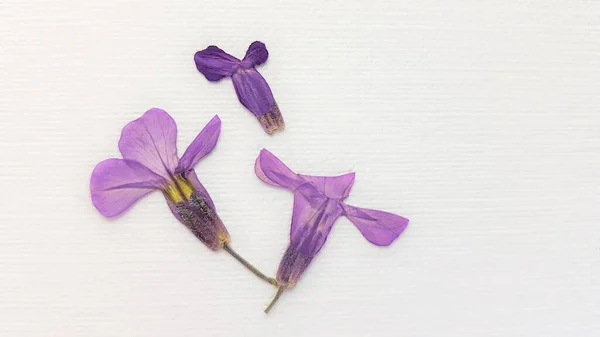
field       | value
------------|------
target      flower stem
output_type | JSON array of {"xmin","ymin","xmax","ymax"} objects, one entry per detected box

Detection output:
[
  {"xmin": 264, "ymin": 286, "xmax": 284, "ymax": 314},
  {"xmin": 223, "ymin": 243, "xmax": 278, "ymax": 286}
]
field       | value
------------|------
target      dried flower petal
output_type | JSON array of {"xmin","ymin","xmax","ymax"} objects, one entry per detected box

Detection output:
[
  {"xmin": 176, "ymin": 115, "xmax": 221, "ymax": 173},
  {"xmin": 242, "ymin": 41, "xmax": 269, "ymax": 67},
  {"xmin": 118, "ymin": 108, "xmax": 179, "ymax": 180},
  {"xmin": 193, "ymin": 46, "xmax": 239, "ymax": 81},
  {"xmin": 343, "ymin": 204, "xmax": 409, "ymax": 246},
  {"xmin": 91, "ymin": 158, "xmax": 166, "ymax": 217}
]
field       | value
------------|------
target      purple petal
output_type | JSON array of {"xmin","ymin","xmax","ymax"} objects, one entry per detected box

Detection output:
[
  {"xmin": 299, "ymin": 172, "xmax": 356, "ymax": 200},
  {"xmin": 232, "ymin": 68, "xmax": 276, "ymax": 117},
  {"xmin": 255, "ymin": 149, "xmax": 303, "ymax": 190},
  {"xmin": 91, "ymin": 159, "xmax": 166, "ymax": 217},
  {"xmin": 118, "ymin": 108, "xmax": 179, "ymax": 180},
  {"xmin": 242, "ymin": 41, "xmax": 269, "ymax": 68},
  {"xmin": 343, "ymin": 205, "xmax": 409, "ymax": 246},
  {"xmin": 194, "ymin": 46, "xmax": 240, "ymax": 82},
  {"xmin": 290, "ymin": 184, "xmax": 344, "ymax": 257},
  {"xmin": 176, "ymin": 115, "xmax": 221, "ymax": 173}
]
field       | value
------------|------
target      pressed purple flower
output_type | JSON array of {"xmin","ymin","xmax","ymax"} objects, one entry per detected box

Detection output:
[
  {"xmin": 90, "ymin": 109, "xmax": 276, "ymax": 286},
  {"xmin": 91, "ymin": 109, "xmax": 229, "ymax": 250},
  {"xmin": 194, "ymin": 41, "xmax": 284, "ymax": 134},
  {"xmin": 255, "ymin": 149, "xmax": 410, "ymax": 313}
]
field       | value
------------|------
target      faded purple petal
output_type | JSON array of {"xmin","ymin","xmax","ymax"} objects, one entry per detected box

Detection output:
[
  {"xmin": 242, "ymin": 41, "xmax": 269, "ymax": 68},
  {"xmin": 290, "ymin": 184, "xmax": 344, "ymax": 256},
  {"xmin": 255, "ymin": 149, "xmax": 303, "ymax": 190},
  {"xmin": 299, "ymin": 173, "xmax": 356, "ymax": 200},
  {"xmin": 118, "ymin": 108, "xmax": 179, "ymax": 180},
  {"xmin": 176, "ymin": 115, "xmax": 221, "ymax": 173},
  {"xmin": 343, "ymin": 205, "xmax": 409, "ymax": 246},
  {"xmin": 91, "ymin": 158, "xmax": 166, "ymax": 217},
  {"xmin": 232, "ymin": 68, "xmax": 276, "ymax": 117},
  {"xmin": 194, "ymin": 46, "xmax": 240, "ymax": 81},
  {"xmin": 276, "ymin": 245, "xmax": 313, "ymax": 288}
]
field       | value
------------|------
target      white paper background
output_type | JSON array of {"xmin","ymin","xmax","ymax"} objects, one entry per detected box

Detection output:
[{"xmin": 1, "ymin": 1, "xmax": 599, "ymax": 336}]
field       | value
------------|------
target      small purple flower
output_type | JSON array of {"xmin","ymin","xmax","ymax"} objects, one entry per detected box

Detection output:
[
  {"xmin": 90, "ymin": 109, "xmax": 230, "ymax": 251},
  {"xmin": 255, "ymin": 149, "xmax": 409, "ymax": 312},
  {"xmin": 194, "ymin": 41, "xmax": 284, "ymax": 134}
]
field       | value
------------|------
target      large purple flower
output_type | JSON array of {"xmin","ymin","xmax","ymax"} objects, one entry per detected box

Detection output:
[
  {"xmin": 255, "ymin": 149, "xmax": 410, "ymax": 312},
  {"xmin": 91, "ymin": 109, "xmax": 277, "ymax": 286},
  {"xmin": 90, "ymin": 109, "xmax": 230, "ymax": 251},
  {"xmin": 194, "ymin": 41, "xmax": 284, "ymax": 134}
]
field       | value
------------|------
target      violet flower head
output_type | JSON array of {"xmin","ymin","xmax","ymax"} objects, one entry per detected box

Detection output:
[
  {"xmin": 194, "ymin": 41, "xmax": 284, "ymax": 134},
  {"xmin": 90, "ymin": 109, "xmax": 230, "ymax": 251},
  {"xmin": 255, "ymin": 149, "xmax": 409, "ymax": 313}
]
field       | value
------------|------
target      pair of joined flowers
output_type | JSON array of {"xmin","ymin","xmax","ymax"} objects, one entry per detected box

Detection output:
[{"xmin": 91, "ymin": 109, "xmax": 409, "ymax": 313}]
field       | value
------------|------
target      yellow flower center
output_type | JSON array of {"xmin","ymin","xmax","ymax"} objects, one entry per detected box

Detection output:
[{"xmin": 163, "ymin": 175, "xmax": 194, "ymax": 203}]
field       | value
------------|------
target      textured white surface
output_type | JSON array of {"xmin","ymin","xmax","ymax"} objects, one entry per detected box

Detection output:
[{"xmin": 1, "ymin": 0, "xmax": 599, "ymax": 336}]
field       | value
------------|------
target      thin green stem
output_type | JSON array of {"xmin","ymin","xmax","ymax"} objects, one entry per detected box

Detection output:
[
  {"xmin": 223, "ymin": 243, "xmax": 278, "ymax": 286},
  {"xmin": 264, "ymin": 286, "xmax": 284, "ymax": 314}
]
